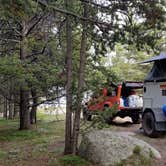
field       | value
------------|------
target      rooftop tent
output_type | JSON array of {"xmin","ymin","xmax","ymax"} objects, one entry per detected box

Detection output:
[
  {"xmin": 141, "ymin": 52, "xmax": 166, "ymax": 82},
  {"xmin": 141, "ymin": 52, "xmax": 166, "ymax": 64}
]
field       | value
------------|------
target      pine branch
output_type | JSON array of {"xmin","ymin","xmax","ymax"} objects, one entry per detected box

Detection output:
[{"xmin": 37, "ymin": 0, "xmax": 114, "ymax": 29}]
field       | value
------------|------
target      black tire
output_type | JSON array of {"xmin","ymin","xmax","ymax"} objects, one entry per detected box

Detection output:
[
  {"xmin": 131, "ymin": 114, "xmax": 140, "ymax": 124},
  {"xmin": 142, "ymin": 111, "xmax": 158, "ymax": 137},
  {"xmin": 83, "ymin": 109, "xmax": 92, "ymax": 121},
  {"xmin": 104, "ymin": 116, "xmax": 113, "ymax": 124},
  {"xmin": 86, "ymin": 114, "xmax": 92, "ymax": 121}
]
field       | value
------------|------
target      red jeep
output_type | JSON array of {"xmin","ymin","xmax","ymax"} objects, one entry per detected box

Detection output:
[{"xmin": 83, "ymin": 81, "xmax": 143, "ymax": 123}]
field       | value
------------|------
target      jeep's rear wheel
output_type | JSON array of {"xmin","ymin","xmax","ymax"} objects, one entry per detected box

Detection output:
[
  {"xmin": 83, "ymin": 109, "xmax": 92, "ymax": 121},
  {"xmin": 142, "ymin": 112, "xmax": 158, "ymax": 137},
  {"xmin": 131, "ymin": 114, "xmax": 140, "ymax": 124}
]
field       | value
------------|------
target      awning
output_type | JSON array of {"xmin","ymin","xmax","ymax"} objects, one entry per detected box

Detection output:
[{"xmin": 141, "ymin": 52, "xmax": 166, "ymax": 64}]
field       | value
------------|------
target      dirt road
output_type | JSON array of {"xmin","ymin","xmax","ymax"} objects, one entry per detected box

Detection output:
[{"xmin": 112, "ymin": 122, "xmax": 166, "ymax": 166}]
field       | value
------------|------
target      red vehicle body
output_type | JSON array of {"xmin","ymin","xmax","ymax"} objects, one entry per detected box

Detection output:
[{"xmin": 84, "ymin": 81, "xmax": 143, "ymax": 123}]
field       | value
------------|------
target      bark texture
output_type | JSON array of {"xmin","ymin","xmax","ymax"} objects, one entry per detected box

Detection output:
[
  {"xmin": 72, "ymin": 1, "xmax": 88, "ymax": 154},
  {"xmin": 64, "ymin": 0, "xmax": 73, "ymax": 154},
  {"xmin": 19, "ymin": 20, "xmax": 30, "ymax": 130},
  {"xmin": 30, "ymin": 89, "xmax": 37, "ymax": 124}
]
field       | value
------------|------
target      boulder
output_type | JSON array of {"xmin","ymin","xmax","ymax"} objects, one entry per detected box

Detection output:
[{"xmin": 79, "ymin": 130, "xmax": 161, "ymax": 166}]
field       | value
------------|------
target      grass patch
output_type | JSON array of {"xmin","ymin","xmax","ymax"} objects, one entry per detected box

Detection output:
[
  {"xmin": 133, "ymin": 145, "xmax": 141, "ymax": 154},
  {"xmin": 0, "ymin": 129, "xmax": 41, "ymax": 141},
  {"xmin": 117, "ymin": 146, "xmax": 153, "ymax": 166},
  {"xmin": 0, "ymin": 112, "xmax": 65, "ymax": 142},
  {"xmin": 37, "ymin": 109, "xmax": 65, "ymax": 122},
  {"xmin": 0, "ymin": 119, "xmax": 18, "ymax": 129},
  {"xmin": 48, "ymin": 159, "xmax": 59, "ymax": 166},
  {"xmin": 59, "ymin": 155, "xmax": 90, "ymax": 166},
  {"xmin": 38, "ymin": 120, "xmax": 65, "ymax": 137},
  {"xmin": 0, "ymin": 113, "xmax": 66, "ymax": 165},
  {"xmin": 0, "ymin": 151, "xmax": 7, "ymax": 160},
  {"xmin": 0, "ymin": 118, "xmax": 18, "ymax": 125},
  {"xmin": 149, "ymin": 150, "xmax": 154, "ymax": 158}
]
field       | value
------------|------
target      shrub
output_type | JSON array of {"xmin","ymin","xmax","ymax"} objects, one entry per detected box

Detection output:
[{"xmin": 133, "ymin": 145, "xmax": 141, "ymax": 154}]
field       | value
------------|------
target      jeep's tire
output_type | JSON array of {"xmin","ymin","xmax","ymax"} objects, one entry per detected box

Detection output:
[
  {"xmin": 142, "ymin": 112, "xmax": 158, "ymax": 137},
  {"xmin": 131, "ymin": 114, "xmax": 140, "ymax": 124},
  {"xmin": 83, "ymin": 110, "xmax": 92, "ymax": 121},
  {"xmin": 86, "ymin": 114, "xmax": 92, "ymax": 121}
]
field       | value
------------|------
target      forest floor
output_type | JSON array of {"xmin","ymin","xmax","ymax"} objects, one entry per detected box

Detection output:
[
  {"xmin": 0, "ymin": 113, "xmax": 66, "ymax": 166},
  {"xmin": 0, "ymin": 114, "xmax": 166, "ymax": 166}
]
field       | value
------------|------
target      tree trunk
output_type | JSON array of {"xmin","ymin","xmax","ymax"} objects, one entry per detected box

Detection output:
[
  {"xmin": 19, "ymin": 89, "xmax": 30, "ymax": 129},
  {"xmin": 13, "ymin": 98, "xmax": 19, "ymax": 118},
  {"xmin": 19, "ymin": 20, "xmax": 30, "ymax": 130},
  {"xmin": 0, "ymin": 96, "xmax": 3, "ymax": 117},
  {"xmin": 3, "ymin": 97, "xmax": 8, "ymax": 119},
  {"xmin": 72, "ymin": 2, "xmax": 88, "ymax": 154},
  {"xmin": 8, "ymin": 95, "xmax": 14, "ymax": 119},
  {"xmin": 30, "ymin": 89, "xmax": 37, "ymax": 124},
  {"xmin": 13, "ymin": 104, "xmax": 19, "ymax": 118},
  {"xmin": 64, "ymin": 0, "xmax": 73, "ymax": 155},
  {"xmin": 8, "ymin": 100, "xmax": 13, "ymax": 119}
]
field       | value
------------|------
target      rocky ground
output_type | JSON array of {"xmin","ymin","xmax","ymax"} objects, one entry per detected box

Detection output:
[{"xmin": 112, "ymin": 118, "xmax": 166, "ymax": 166}]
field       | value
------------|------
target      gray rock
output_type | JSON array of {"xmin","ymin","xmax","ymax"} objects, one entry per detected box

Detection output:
[{"xmin": 79, "ymin": 130, "xmax": 161, "ymax": 166}]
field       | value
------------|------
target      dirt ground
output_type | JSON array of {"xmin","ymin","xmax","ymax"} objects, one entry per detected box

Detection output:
[{"xmin": 112, "ymin": 120, "xmax": 166, "ymax": 166}]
